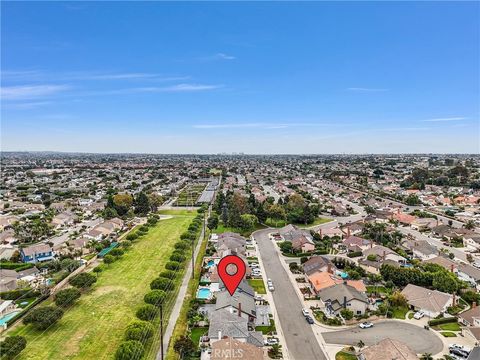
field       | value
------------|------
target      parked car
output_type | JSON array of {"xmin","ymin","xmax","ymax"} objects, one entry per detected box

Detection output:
[
  {"xmin": 359, "ymin": 322, "xmax": 373, "ymax": 329},
  {"xmin": 305, "ymin": 315, "xmax": 314, "ymax": 324},
  {"xmin": 264, "ymin": 337, "xmax": 279, "ymax": 346},
  {"xmin": 473, "ymin": 261, "xmax": 480, "ymax": 269},
  {"xmin": 302, "ymin": 308, "xmax": 310, "ymax": 317},
  {"xmin": 268, "ymin": 284, "xmax": 275, "ymax": 291},
  {"xmin": 413, "ymin": 311, "xmax": 425, "ymax": 320},
  {"xmin": 449, "ymin": 344, "xmax": 471, "ymax": 354},
  {"xmin": 449, "ymin": 348, "xmax": 469, "ymax": 358}
]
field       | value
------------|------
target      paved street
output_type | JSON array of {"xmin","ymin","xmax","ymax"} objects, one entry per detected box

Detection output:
[
  {"xmin": 253, "ymin": 229, "xmax": 327, "ymax": 360},
  {"xmin": 322, "ymin": 321, "xmax": 444, "ymax": 354}
]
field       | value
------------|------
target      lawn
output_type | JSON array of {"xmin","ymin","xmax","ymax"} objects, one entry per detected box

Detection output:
[
  {"xmin": 158, "ymin": 209, "xmax": 199, "ymax": 216},
  {"xmin": 248, "ymin": 279, "xmax": 266, "ymax": 294},
  {"xmin": 438, "ymin": 322, "xmax": 461, "ymax": 331},
  {"xmin": 265, "ymin": 217, "xmax": 332, "ymax": 228},
  {"xmin": 335, "ymin": 351, "xmax": 358, "ymax": 360},
  {"xmin": 440, "ymin": 331, "xmax": 457, "ymax": 337},
  {"xmin": 8, "ymin": 215, "xmax": 194, "ymax": 360},
  {"xmin": 255, "ymin": 319, "xmax": 276, "ymax": 335},
  {"xmin": 213, "ymin": 221, "xmax": 265, "ymax": 237},
  {"xmin": 391, "ymin": 306, "xmax": 409, "ymax": 319},
  {"xmin": 366, "ymin": 286, "xmax": 391, "ymax": 296},
  {"xmin": 190, "ymin": 327, "xmax": 208, "ymax": 347}
]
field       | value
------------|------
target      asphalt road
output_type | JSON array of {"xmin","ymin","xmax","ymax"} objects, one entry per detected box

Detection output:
[
  {"xmin": 322, "ymin": 321, "xmax": 444, "ymax": 354},
  {"xmin": 253, "ymin": 229, "xmax": 327, "ymax": 360}
]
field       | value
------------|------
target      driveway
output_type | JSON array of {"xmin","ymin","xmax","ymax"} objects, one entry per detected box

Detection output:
[
  {"xmin": 322, "ymin": 321, "xmax": 444, "ymax": 354},
  {"xmin": 253, "ymin": 229, "xmax": 327, "ymax": 360}
]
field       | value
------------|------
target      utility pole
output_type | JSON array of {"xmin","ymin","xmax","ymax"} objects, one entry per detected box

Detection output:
[{"xmin": 160, "ymin": 304, "xmax": 164, "ymax": 360}]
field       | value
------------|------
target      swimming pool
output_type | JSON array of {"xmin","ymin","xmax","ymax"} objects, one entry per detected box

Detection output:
[
  {"xmin": 205, "ymin": 260, "xmax": 215, "ymax": 268},
  {"xmin": 0, "ymin": 311, "xmax": 21, "ymax": 326},
  {"xmin": 197, "ymin": 288, "xmax": 212, "ymax": 299},
  {"xmin": 336, "ymin": 270, "xmax": 348, "ymax": 279}
]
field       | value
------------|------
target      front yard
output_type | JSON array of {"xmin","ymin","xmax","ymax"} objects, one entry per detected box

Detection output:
[
  {"xmin": 8, "ymin": 215, "xmax": 194, "ymax": 360},
  {"xmin": 248, "ymin": 279, "xmax": 266, "ymax": 294}
]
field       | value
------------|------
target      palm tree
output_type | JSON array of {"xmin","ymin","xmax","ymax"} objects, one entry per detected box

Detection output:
[
  {"xmin": 420, "ymin": 353, "xmax": 433, "ymax": 360},
  {"xmin": 357, "ymin": 340, "xmax": 365, "ymax": 349},
  {"xmin": 464, "ymin": 220, "xmax": 476, "ymax": 230}
]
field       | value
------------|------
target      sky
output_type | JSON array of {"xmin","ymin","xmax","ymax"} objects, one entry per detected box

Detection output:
[{"xmin": 1, "ymin": 1, "xmax": 479, "ymax": 154}]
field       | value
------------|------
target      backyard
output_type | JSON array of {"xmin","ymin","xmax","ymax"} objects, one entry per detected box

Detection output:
[
  {"xmin": 7, "ymin": 215, "xmax": 194, "ymax": 360},
  {"xmin": 248, "ymin": 279, "xmax": 266, "ymax": 294}
]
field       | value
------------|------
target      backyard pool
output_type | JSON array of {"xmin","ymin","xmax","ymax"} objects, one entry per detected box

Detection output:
[
  {"xmin": 197, "ymin": 287, "xmax": 212, "ymax": 300},
  {"xmin": 336, "ymin": 270, "xmax": 348, "ymax": 279},
  {"xmin": 0, "ymin": 311, "xmax": 21, "ymax": 326},
  {"xmin": 205, "ymin": 260, "xmax": 215, "ymax": 268}
]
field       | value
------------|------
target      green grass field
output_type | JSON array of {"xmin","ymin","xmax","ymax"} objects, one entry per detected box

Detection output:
[
  {"xmin": 335, "ymin": 351, "xmax": 358, "ymax": 360},
  {"xmin": 440, "ymin": 331, "xmax": 457, "ymax": 337},
  {"xmin": 8, "ymin": 215, "xmax": 194, "ymax": 360},
  {"xmin": 265, "ymin": 217, "xmax": 332, "ymax": 228},
  {"xmin": 158, "ymin": 209, "xmax": 199, "ymax": 216},
  {"xmin": 438, "ymin": 322, "xmax": 461, "ymax": 331},
  {"xmin": 391, "ymin": 306, "xmax": 409, "ymax": 319},
  {"xmin": 248, "ymin": 279, "xmax": 266, "ymax": 294}
]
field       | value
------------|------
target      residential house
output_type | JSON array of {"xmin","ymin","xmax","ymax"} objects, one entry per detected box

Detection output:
[
  {"xmin": 459, "ymin": 305, "xmax": 480, "ymax": 327},
  {"xmin": 211, "ymin": 337, "xmax": 263, "ymax": 360},
  {"xmin": 0, "ymin": 300, "xmax": 17, "ymax": 317},
  {"xmin": 291, "ymin": 234, "xmax": 315, "ymax": 253},
  {"xmin": 0, "ymin": 269, "xmax": 18, "ymax": 292},
  {"xmin": 308, "ymin": 271, "xmax": 366, "ymax": 296},
  {"xmin": 303, "ymin": 256, "xmax": 334, "ymax": 276},
  {"xmin": 403, "ymin": 239, "xmax": 438, "ymax": 260},
  {"xmin": 342, "ymin": 235, "xmax": 372, "ymax": 253},
  {"xmin": 215, "ymin": 291, "xmax": 257, "ymax": 324},
  {"xmin": 20, "ymin": 244, "xmax": 55, "ymax": 263},
  {"xmin": 401, "ymin": 284, "xmax": 453, "ymax": 318},
  {"xmin": 318, "ymin": 283, "xmax": 369, "ymax": 316},
  {"xmin": 359, "ymin": 338, "xmax": 417, "ymax": 360},
  {"xmin": 208, "ymin": 309, "xmax": 263, "ymax": 347},
  {"xmin": 51, "ymin": 212, "xmax": 76, "ymax": 228}
]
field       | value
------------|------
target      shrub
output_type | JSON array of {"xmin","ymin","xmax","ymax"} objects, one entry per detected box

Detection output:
[
  {"xmin": 340, "ymin": 308, "xmax": 354, "ymax": 320},
  {"xmin": 165, "ymin": 261, "xmax": 180, "ymax": 271},
  {"xmin": 69, "ymin": 272, "xmax": 97, "ymax": 289},
  {"xmin": 0, "ymin": 336, "xmax": 27, "ymax": 360},
  {"xmin": 126, "ymin": 233, "xmax": 138, "ymax": 241},
  {"xmin": 55, "ymin": 288, "xmax": 81, "ymax": 307},
  {"xmin": 170, "ymin": 253, "xmax": 186, "ymax": 263},
  {"xmin": 150, "ymin": 278, "xmax": 173, "ymax": 291},
  {"xmin": 0, "ymin": 288, "xmax": 40, "ymax": 300},
  {"xmin": 428, "ymin": 317, "xmax": 458, "ymax": 326},
  {"xmin": 138, "ymin": 225, "xmax": 149, "ymax": 232},
  {"xmin": 174, "ymin": 242, "xmax": 189, "ymax": 250},
  {"xmin": 93, "ymin": 265, "xmax": 105, "ymax": 273},
  {"xmin": 115, "ymin": 340, "xmax": 144, "ymax": 360},
  {"xmin": 347, "ymin": 251, "xmax": 363, "ymax": 258},
  {"xmin": 136, "ymin": 304, "xmax": 157, "ymax": 321},
  {"xmin": 110, "ymin": 248, "xmax": 124, "ymax": 257},
  {"xmin": 144, "ymin": 290, "xmax": 166, "ymax": 306},
  {"xmin": 23, "ymin": 306, "xmax": 64, "ymax": 330},
  {"xmin": 159, "ymin": 270, "xmax": 176, "ymax": 279},
  {"xmin": 124, "ymin": 321, "xmax": 154, "ymax": 342},
  {"xmin": 103, "ymin": 255, "xmax": 116, "ymax": 264}
]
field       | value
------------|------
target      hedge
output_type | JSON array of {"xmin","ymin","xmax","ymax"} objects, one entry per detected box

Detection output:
[
  {"xmin": 428, "ymin": 317, "xmax": 458, "ymax": 326},
  {"xmin": 347, "ymin": 251, "xmax": 363, "ymax": 258},
  {"xmin": 0, "ymin": 288, "xmax": 40, "ymax": 300},
  {"xmin": 0, "ymin": 262, "xmax": 34, "ymax": 271}
]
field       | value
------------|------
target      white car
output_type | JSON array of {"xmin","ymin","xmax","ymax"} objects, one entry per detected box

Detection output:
[
  {"xmin": 302, "ymin": 308, "xmax": 310, "ymax": 317},
  {"xmin": 359, "ymin": 322, "xmax": 373, "ymax": 329},
  {"xmin": 264, "ymin": 337, "xmax": 279, "ymax": 346},
  {"xmin": 413, "ymin": 311, "xmax": 425, "ymax": 320}
]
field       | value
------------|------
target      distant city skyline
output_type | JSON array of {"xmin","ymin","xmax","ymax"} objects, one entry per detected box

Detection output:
[{"xmin": 2, "ymin": 2, "xmax": 479, "ymax": 154}]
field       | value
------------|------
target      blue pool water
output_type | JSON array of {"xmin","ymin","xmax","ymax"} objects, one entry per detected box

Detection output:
[
  {"xmin": 197, "ymin": 288, "xmax": 212, "ymax": 299},
  {"xmin": 336, "ymin": 270, "xmax": 348, "ymax": 279},
  {"xmin": 206, "ymin": 260, "xmax": 215, "ymax": 268},
  {"xmin": 0, "ymin": 311, "xmax": 21, "ymax": 326}
]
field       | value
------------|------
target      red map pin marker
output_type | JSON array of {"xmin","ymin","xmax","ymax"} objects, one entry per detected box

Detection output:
[{"xmin": 218, "ymin": 255, "xmax": 246, "ymax": 296}]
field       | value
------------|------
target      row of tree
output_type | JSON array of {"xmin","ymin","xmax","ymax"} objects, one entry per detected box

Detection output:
[{"xmin": 104, "ymin": 191, "xmax": 163, "ymax": 219}]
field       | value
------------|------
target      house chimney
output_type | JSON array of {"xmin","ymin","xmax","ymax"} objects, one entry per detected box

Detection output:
[
  {"xmin": 327, "ymin": 263, "xmax": 332, "ymax": 274},
  {"xmin": 343, "ymin": 296, "xmax": 347, "ymax": 308},
  {"xmin": 218, "ymin": 330, "xmax": 222, "ymax": 340},
  {"xmin": 238, "ymin": 303, "xmax": 242, "ymax": 317},
  {"xmin": 397, "ymin": 208, "xmax": 400, "ymax": 214},
  {"xmin": 319, "ymin": 229, "xmax": 323, "ymax": 239},
  {"xmin": 451, "ymin": 264, "xmax": 455, "ymax": 272},
  {"xmin": 316, "ymin": 280, "xmax": 320, "ymax": 285},
  {"xmin": 370, "ymin": 241, "xmax": 373, "ymax": 249},
  {"xmin": 473, "ymin": 302, "xmax": 477, "ymax": 308},
  {"xmin": 452, "ymin": 294, "xmax": 456, "ymax": 306},
  {"xmin": 383, "ymin": 251, "xmax": 386, "ymax": 261},
  {"xmin": 347, "ymin": 227, "xmax": 351, "ymax": 237}
]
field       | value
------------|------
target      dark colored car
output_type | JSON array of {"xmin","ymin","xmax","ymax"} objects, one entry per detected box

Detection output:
[{"xmin": 305, "ymin": 315, "xmax": 314, "ymax": 324}]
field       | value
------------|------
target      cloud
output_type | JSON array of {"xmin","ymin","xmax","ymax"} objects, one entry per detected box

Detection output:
[
  {"xmin": 347, "ymin": 87, "xmax": 388, "ymax": 92},
  {"xmin": 1, "ymin": 85, "xmax": 70, "ymax": 100},
  {"xmin": 160, "ymin": 83, "xmax": 223, "ymax": 92},
  {"xmin": 422, "ymin": 117, "xmax": 467, "ymax": 122},
  {"xmin": 3, "ymin": 101, "xmax": 52, "ymax": 109},
  {"xmin": 214, "ymin": 53, "xmax": 236, "ymax": 60}
]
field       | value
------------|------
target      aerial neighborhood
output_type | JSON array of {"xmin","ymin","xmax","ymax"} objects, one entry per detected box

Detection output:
[{"xmin": 0, "ymin": 153, "xmax": 479, "ymax": 360}]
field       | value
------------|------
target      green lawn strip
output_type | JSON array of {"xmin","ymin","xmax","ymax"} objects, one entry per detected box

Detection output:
[
  {"xmin": 440, "ymin": 331, "xmax": 457, "ymax": 337},
  {"xmin": 8, "ymin": 216, "xmax": 193, "ymax": 360},
  {"xmin": 436, "ymin": 323, "xmax": 461, "ymax": 331},
  {"xmin": 165, "ymin": 230, "xmax": 209, "ymax": 360},
  {"xmin": 366, "ymin": 286, "xmax": 391, "ymax": 295},
  {"xmin": 248, "ymin": 279, "xmax": 266, "ymax": 294},
  {"xmin": 265, "ymin": 217, "xmax": 332, "ymax": 228},
  {"xmin": 158, "ymin": 209, "xmax": 199, "ymax": 216},
  {"xmin": 335, "ymin": 351, "xmax": 358, "ymax": 360}
]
